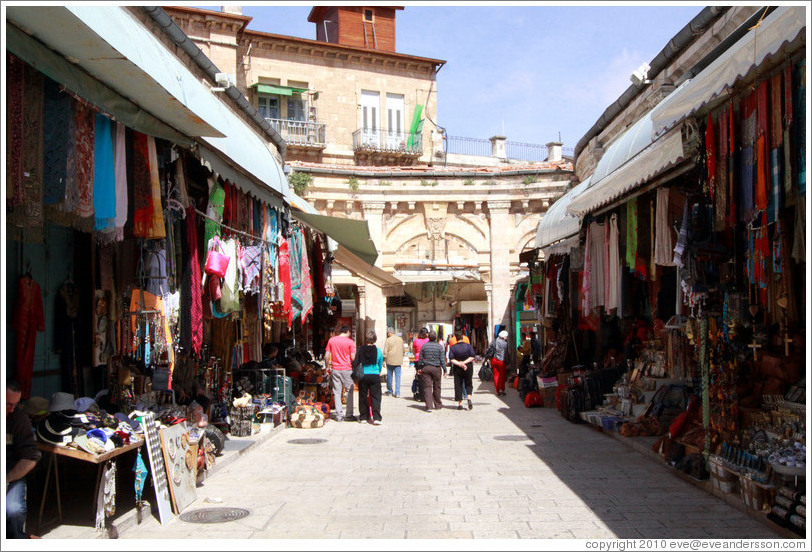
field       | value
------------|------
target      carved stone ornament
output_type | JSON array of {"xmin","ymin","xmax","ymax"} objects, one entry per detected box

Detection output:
[{"xmin": 426, "ymin": 217, "xmax": 446, "ymax": 240}]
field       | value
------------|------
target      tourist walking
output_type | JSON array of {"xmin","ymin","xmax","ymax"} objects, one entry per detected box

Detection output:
[
  {"xmin": 412, "ymin": 327, "xmax": 429, "ymax": 363},
  {"xmin": 416, "ymin": 330, "xmax": 446, "ymax": 412},
  {"xmin": 356, "ymin": 330, "xmax": 384, "ymax": 425},
  {"xmin": 448, "ymin": 330, "xmax": 476, "ymax": 410},
  {"xmin": 489, "ymin": 330, "xmax": 510, "ymax": 396},
  {"xmin": 383, "ymin": 327, "xmax": 404, "ymax": 398},
  {"xmin": 325, "ymin": 325, "xmax": 357, "ymax": 422}
]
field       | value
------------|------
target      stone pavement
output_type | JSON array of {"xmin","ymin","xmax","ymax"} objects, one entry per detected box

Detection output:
[{"xmin": 38, "ymin": 374, "xmax": 787, "ymax": 541}]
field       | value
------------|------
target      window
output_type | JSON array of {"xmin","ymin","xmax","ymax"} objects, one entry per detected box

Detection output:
[
  {"xmin": 258, "ymin": 95, "xmax": 279, "ymax": 120},
  {"xmin": 364, "ymin": 9, "xmax": 373, "ymax": 21},
  {"xmin": 288, "ymin": 96, "xmax": 306, "ymax": 121}
]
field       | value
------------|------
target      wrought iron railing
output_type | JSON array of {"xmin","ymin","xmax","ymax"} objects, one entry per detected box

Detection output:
[
  {"xmin": 505, "ymin": 141, "xmax": 549, "ymax": 162},
  {"xmin": 445, "ymin": 135, "xmax": 491, "ymax": 157},
  {"xmin": 265, "ymin": 118, "xmax": 326, "ymax": 147},
  {"xmin": 352, "ymin": 128, "xmax": 423, "ymax": 154}
]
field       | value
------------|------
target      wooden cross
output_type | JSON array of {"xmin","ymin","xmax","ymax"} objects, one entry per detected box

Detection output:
[
  {"xmin": 748, "ymin": 337, "xmax": 762, "ymax": 360},
  {"xmin": 783, "ymin": 333, "xmax": 793, "ymax": 357}
]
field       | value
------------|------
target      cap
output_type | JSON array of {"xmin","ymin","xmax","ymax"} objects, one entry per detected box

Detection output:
[{"xmin": 498, "ymin": 330, "xmax": 508, "ymax": 338}]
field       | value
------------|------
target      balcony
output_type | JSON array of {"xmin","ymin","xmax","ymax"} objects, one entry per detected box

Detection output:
[
  {"xmin": 352, "ymin": 128, "xmax": 423, "ymax": 157},
  {"xmin": 265, "ymin": 118, "xmax": 326, "ymax": 148}
]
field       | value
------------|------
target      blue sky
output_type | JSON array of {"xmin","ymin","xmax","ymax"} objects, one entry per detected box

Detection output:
[{"xmin": 194, "ymin": 2, "xmax": 704, "ymax": 149}]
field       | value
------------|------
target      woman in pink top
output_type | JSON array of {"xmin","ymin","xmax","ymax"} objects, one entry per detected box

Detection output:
[{"xmin": 412, "ymin": 327, "xmax": 429, "ymax": 361}]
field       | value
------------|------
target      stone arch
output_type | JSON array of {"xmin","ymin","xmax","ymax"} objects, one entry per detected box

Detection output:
[{"xmin": 393, "ymin": 232, "xmax": 479, "ymax": 265}]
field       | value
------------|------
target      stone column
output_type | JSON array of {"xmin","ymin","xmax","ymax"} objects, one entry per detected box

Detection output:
[
  {"xmin": 487, "ymin": 199, "xmax": 512, "ymax": 336},
  {"xmin": 484, "ymin": 282, "xmax": 494, "ymax": 342},
  {"xmin": 356, "ymin": 285, "xmax": 367, "ymax": 340}
]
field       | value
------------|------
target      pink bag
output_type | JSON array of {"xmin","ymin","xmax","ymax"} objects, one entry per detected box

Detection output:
[{"xmin": 204, "ymin": 236, "xmax": 230, "ymax": 278}]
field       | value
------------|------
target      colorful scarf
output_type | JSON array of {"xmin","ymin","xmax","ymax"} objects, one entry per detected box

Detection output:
[
  {"xmin": 607, "ymin": 213, "xmax": 620, "ymax": 312},
  {"xmin": 625, "ymin": 198, "xmax": 638, "ymax": 271},
  {"xmin": 131, "ymin": 131, "xmax": 154, "ymax": 235},
  {"xmin": 311, "ymin": 235, "xmax": 326, "ymax": 301},
  {"xmin": 204, "ymin": 177, "xmax": 225, "ymax": 246},
  {"xmin": 74, "ymin": 100, "xmax": 96, "ymax": 219},
  {"xmin": 770, "ymin": 72, "xmax": 783, "ymax": 148},
  {"xmin": 654, "ymin": 187, "xmax": 674, "ymax": 266},
  {"xmin": 279, "ymin": 236, "xmax": 292, "ymax": 327},
  {"xmin": 43, "ymin": 79, "xmax": 70, "ymax": 205},
  {"xmin": 754, "ymin": 135, "xmax": 768, "ymax": 213},
  {"xmin": 727, "ymin": 101, "xmax": 737, "ymax": 225},
  {"xmin": 22, "ymin": 63, "xmax": 45, "ymax": 230},
  {"xmin": 796, "ymin": 61, "xmax": 806, "ymax": 195},
  {"xmin": 187, "ymin": 207, "xmax": 203, "ymax": 354},
  {"xmin": 740, "ymin": 93, "xmax": 757, "ymax": 223},
  {"xmin": 705, "ymin": 112, "xmax": 716, "ymax": 203},
  {"xmin": 715, "ymin": 108, "xmax": 728, "ymax": 230},
  {"xmin": 94, "ymin": 114, "xmax": 117, "ymax": 231}
]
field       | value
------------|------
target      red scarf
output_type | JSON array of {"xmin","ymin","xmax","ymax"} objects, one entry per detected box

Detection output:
[
  {"xmin": 705, "ymin": 112, "xmax": 716, "ymax": 203},
  {"xmin": 279, "ymin": 236, "xmax": 292, "ymax": 328}
]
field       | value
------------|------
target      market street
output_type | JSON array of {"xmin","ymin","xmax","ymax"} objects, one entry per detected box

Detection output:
[{"xmin": 43, "ymin": 376, "xmax": 784, "ymax": 541}]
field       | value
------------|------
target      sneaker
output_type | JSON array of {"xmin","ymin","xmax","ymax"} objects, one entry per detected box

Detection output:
[
  {"xmin": 457, "ymin": 405, "xmax": 464, "ymax": 410},
  {"xmin": 468, "ymin": 399, "xmax": 473, "ymax": 410},
  {"xmin": 344, "ymin": 415, "xmax": 358, "ymax": 422},
  {"xmin": 372, "ymin": 420, "xmax": 382, "ymax": 425},
  {"xmin": 393, "ymin": 394, "xmax": 399, "ymax": 398},
  {"xmin": 425, "ymin": 409, "xmax": 432, "ymax": 413}
]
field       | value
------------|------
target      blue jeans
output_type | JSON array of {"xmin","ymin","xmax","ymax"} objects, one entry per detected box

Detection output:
[
  {"xmin": 6, "ymin": 478, "xmax": 28, "ymax": 538},
  {"xmin": 386, "ymin": 363, "xmax": 401, "ymax": 396}
]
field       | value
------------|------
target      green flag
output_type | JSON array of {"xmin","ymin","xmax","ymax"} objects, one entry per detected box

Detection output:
[{"xmin": 406, "ymin": 104, "xmax": 424, "ymax": 149}]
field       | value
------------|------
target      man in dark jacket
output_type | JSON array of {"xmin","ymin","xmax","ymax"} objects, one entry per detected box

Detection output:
[
  {"xmin": 6, "ymin": 379, "xmax": 41, "ymax": 539},
  {"xmin": 448, "ymin": 331, "xmax": 476, "ymax": 411},
  {"xmin": 416, "ymin": 331, "xmax": 446, "ymax": 412}
]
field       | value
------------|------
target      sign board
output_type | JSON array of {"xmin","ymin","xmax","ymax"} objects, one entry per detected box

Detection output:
[
  {"xmin": 160, "ymin": 424, "xmax": 197, "ymax": 514},
  {"xmin": 141, "ymin": 412, "xmax": 173, "ymax": 525}
]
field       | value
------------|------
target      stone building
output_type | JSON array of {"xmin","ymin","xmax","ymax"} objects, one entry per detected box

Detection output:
[{"xmin": 164, "ymin": 5, "xmax": 574, "ymax": 350}]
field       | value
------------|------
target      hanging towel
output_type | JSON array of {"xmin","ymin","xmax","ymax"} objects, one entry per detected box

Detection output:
[{"xmin": 94, "ymin": 114, "xmax": 117, "ymax": 231}]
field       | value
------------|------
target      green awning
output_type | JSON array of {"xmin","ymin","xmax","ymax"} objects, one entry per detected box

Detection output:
[
  {"xmin": 254, "ymin": 84, "xmax": 307, "ymax": 96},
  {"xmin": 291, "ymin": 211, "xmax": 379, "ymax": 266}
]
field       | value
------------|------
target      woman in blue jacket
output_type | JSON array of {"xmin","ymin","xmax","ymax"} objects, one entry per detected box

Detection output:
[{"xmin": 357, "ymin": 330, "xmax": 384, "ymax": 425}]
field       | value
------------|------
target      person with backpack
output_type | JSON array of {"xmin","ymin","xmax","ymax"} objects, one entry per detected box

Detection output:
[
  {"xmin": 448, "ymin": 330, "xmax": 476, "ymax": 410},
  {"xmin": 489, "ymin": 330, "xmax": 510, "ymax": 396},
  {"xmin": 356, "ymin": 330, "xmax": 384, "ymax": 425}
]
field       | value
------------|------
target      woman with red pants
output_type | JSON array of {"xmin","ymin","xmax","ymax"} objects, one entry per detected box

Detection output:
[{"xmin": 490, "ymin": 330, "xmax": 510, "ymax": 396}]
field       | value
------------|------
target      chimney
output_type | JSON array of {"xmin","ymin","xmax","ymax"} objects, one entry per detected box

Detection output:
[
  {"xmin": 546, "ymin": 141, "xmax": 563, "ymax": 162},
  {"xmin": 221, "ymin": 6, "xmax": 242, "ymax": 15},
  {"xmin": 489, "ymin": 135, "xmax": 507, "ymax": 159}
]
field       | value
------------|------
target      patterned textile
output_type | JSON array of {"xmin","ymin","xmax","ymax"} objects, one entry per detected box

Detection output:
[
  {"xmin": 204, "ymin": 177, "xmax": 225, "ymax": 246},
  {"xmin": 727, "ymin": 102, "xmax": 737, "ymax": 225},
  {"xmin": 607, "ymin": 213, "xmax": 620, "ymax": 313},
  {"xmin": 754, "ymin": 136, "xmax": 768, "ymax": 212},
  {"xmin": 589, "ymin": 221, "xmax": 605, "ymax": 310},
  {"xmin": 95, "ymin": 459, "xmax": 117, "ymax": 531},
  {"xmin": 740, "ymin": 92, "xmax": 757, "ymax": 223},
  {"xmin": 220, "ymin": 238, "xmax": 241, "ymax": 313},
  {"xmin": 756, "ymin": 79, "xmax": 768, "ymax": 138},
  {"xmin": 74, "ymin": 100, "xmax": 96, "ymax": 219},
  {"xmin": 580, "ymin": 224, "xmax": 592, "ymax": 314},
  {"xmin": 279, "ymin": 236, "xmax": 292, "ymax": 327},
  {"xmin": 242, "ymin": 245, "xmax": 262, "ymax": 293},
  {"xmin": 771, "ymin": 72, "xmax": 783, "ymax": 148},
  {"xmin": 768, "ymin": 148, "xmax": 782, "ymax": 224},
  {"xmin": 311, "ymin": 235, "xmax": 326, "ymax": 301},
  {"xmin": 94, "ymin": 114, "xmax": 117, "ymax": 231},
  {"xmin": 187, "ymin": 207, "xmax": 203, "ymax": 354},
  {"xmin": 7, "ymin": 53, "xmax": 26, "ymax": 206},
  {"xmin": 654, "ymin": 187, "xmax": 674, "ymax": 266},
  {"xmin": 672, "ymin": 200, "xmax": 691, "ymax": 268},
  {"xmin": 43, "ymin": 78, "xmax": 70, "ymax": 205},
  {"xmin": 784, "ymin": 64, "xmax": 793, "ymax": 126},
  {"xmin": 625, "ymin": 198, "xmax": 637, "ymax": 271},
  {"xmin": 131, "ymin": 131, "xmax": 153, "ymax": 235},
  {"xmin": 791, "ymin": 198, "xmax": 805, "ymax": 263},
  {"xmin": 290, "ymin": 227, "xmax": 314, "ymax": 325},
  {"xmin": 796, "ymin": 61, "xmax": 806, "ymax": 195},
  {"xmin": 715, "ymin": 108, "xmax": 728, "ymax": 230},
  {"xmin": 705, "ymin": 113, "xmax": 716, "ymax": 203}
]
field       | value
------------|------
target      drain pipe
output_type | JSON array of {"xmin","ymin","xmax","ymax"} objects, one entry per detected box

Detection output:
[
  {"xmin": 574, "ymin": 6, "xmax": 726, "ymax": 160},
  {"xmin": 142, "ymin": 6, "xmax": 286, "ymax": 159}
]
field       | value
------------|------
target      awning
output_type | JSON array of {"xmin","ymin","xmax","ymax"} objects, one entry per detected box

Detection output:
[
  {"xmin": 6, "ymin": 6, "xmax": 290, "ymax": 201},
  {"xmin": 650, "ymin": 6, "xmax": 806, "ymax": 136},
  {"xmin": 291, "ymin": 211, "xmax": 379, "ymax": 266},
  {"xmin": 567, "ymin": 124, "xmax": 687, "ymax": 218},
  {"xmin": 535, "ymin": 177, "xmax": 591, "ymax": 252},
  {"xmin": 332, "ymin": 246, "xmax": 404, "ymax": 297},
  {"xmin": 288, "ymin": 192, "xmax": 320, "ymax": 215},
  {"xmin": 253, "ymin": 84, "xmax": 308, "ymax": 96}
]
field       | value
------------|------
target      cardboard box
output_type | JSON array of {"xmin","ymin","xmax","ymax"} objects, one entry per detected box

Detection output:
[
  {"xmin": 557, "ymin": 372, "xmax": 573, "ymax": 386},
  {"xmin": 542, "ymin": 387, "xmax": 558, "ymax": 408}
]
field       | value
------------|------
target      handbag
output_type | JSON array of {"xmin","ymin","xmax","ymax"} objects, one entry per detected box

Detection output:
[
  {"xmin": 204, "ymin": 236, "xmax": 230, "ymax": 278},
  {"xmin": 351, "ymin": 354, "xmax": 364, "ymax": 382},
  {"xmin": 485, "ymin": 341, "xmax": 496, "ymax": 359}
]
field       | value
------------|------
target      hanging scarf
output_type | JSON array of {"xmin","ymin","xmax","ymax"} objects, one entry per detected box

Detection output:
[
  {"xmin": 204, "ymin": 177, "xmax": 225, "ymax": 246},
  {"xmin": 716, "ymin": 108, "xmax": 728, "ymax": 230},
  {"xmin": 311, "ymin": 235, "xmax": 326, "ymax": 301},
  {"xmin": 289, "ymin": 229, "xmax": 304, "ymax": 326},
  {"xmin": 672, "ymin": 199, "xmax": 691, "ymax": 267},
  {"xmin": 654, "ymin": 188, "xmax": 674, "ymax": 266},
  {"xmin": 173, "ymin": 155, "xmax": 191, "ymax": 208},
  {"xmin": 187, "ymin": 207, "xmax": 203, "ymax": 354},
  {"xmin": 146, "ymin": 136, "xmax": 166, "ymax": 238},
  {"xmin": 770, "ymin": 72, "xmax": 783, "ymax": 149},
  {"xmin": 43, "ymin": 79, "xmax": 70, "ymax": 205},
  {"xmin": 784, "ymin": 64, "xmax": 794, "ymax": 127},
  {"xmin": 133, "ymin": 450, "xmax": 148, "ymax": 505},
  {"xmin": 772, "ymin": 220, "xmax": 784, "ymax": 274},
  {"xmin": 727, "ymin": 101, "xmax": 737, "ymax": 225},
  {"xmin": 114, "ymin": 122, "xmax": 129, "ymax": 236},
  {"xmin": 74, "ymin": 100, "xmax": 95, "ymax": 219},
  {"xmin": 18, "ymin": 63, "xmax": 46, "ymax": 238},
  {"xmin": 768, "ymin": 146, "xmax": 783, "ymax": 224},
  {"xmin": 252, "ymin": 198, "xmax": 262, "ymax": 237},
  {"xmin": 791, "ymin": 198, "xmax": 806, "ymax": 263},
  {"xmin": 756, "ymin": 79, "xmax": 768, "ymax": 138},
  {"xmin": 131, "ymin": 131, "xmax": 154, "ymax": 235},
  {"xmin": 625, "ymin": 198, "xmax": 638, "ymax": 271},
  {"xmin": 796, "ymin": 61, "xmax": 806, "ymax": 195},
  {"xmin": 220, "ymin": 238, "xmax": 241, "ymax": 313},
  {"xmin": 754, "ymin": 135, "xmax": 768, "ymax": 213},
  {"xmin": 278, "ymin": 235, "xmax": 292, "ymax": 327},
  {"xmin": 705, "ymin": 112, "xmax": 717, "ymax": 203},
  {"xmin": 7, "ymin": 52, "xmax": 25, "ymax": 207},
  {"xmin": 740, "ymin": 92, "xmax": 757, "ymax": 223},
  {"xmin": 607, "ymin": 213, "xmax": 620, "ymax": 312},
  {"xmin": 94, "ymin": 114, "xmax": 117, "ymax": 231},
  {"xmin": 589, "ymin": 221, "xmax": 605, "ymax": 309}
]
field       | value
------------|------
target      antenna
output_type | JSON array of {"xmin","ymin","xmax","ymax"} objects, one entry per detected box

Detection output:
[{"xmin": 559, "ymin": 131, "xmax": 562, "ymax": 142}]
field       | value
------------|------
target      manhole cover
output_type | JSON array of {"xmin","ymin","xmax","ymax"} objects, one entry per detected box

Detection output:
[
  {"xmin": 287, "ymin": 438, "xmax": 327, "ymax": 445},
  {"xmin": 179, "ymin": 507, "xmax": 250, "ymax": 524},
  {"xmin": 493, "ymin": 435, "xmax": 532, "ymax": 441}
]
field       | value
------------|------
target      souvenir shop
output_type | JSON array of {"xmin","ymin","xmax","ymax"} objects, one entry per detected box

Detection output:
[{"xmin": 529, "ymin": 7, "xmax": 806, "ymax": 535}]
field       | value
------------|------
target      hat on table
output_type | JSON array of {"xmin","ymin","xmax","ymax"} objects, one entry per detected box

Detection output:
[
  {"xmin": 37, "ymin": 412, "xmax": 84, "ymax": 446},
  {"xmin": 48, "ymin": 392, "xmax": 76, "ymax": 412}
]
